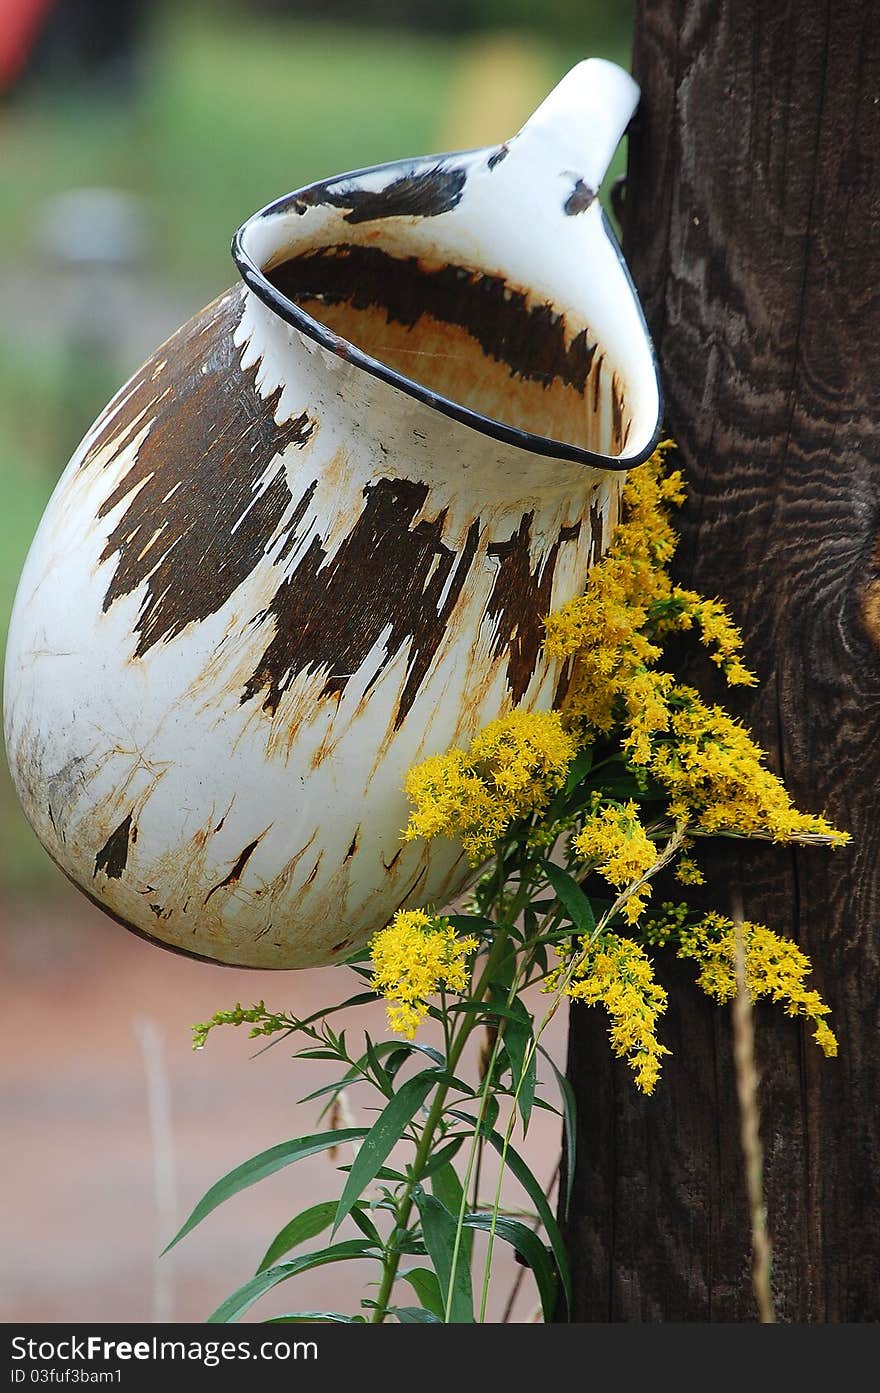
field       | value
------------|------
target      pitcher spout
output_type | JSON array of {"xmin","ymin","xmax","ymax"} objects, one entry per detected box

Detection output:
[{"xmin": 233, "ymin": 58, "xmax": 661, "ymax": 471}]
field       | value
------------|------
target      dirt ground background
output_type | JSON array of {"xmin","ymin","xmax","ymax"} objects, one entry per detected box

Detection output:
[{"xmin": 0, "ymin": 885, "xmax": 567, "ymax": 1323}]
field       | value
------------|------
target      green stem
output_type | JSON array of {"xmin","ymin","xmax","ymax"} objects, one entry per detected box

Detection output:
[
  {"xmin": 475, "ymin": 829, "xmax": 687, "ymax": 1320},
  {"xmin": 370, "ymin": 922, "xmax": 514, "ymax": 1324},
  {"xmin": 370, "ymin": 1029, "xmax": 470, "ymax": 1323},
  {"xmin": 444, "ymin": 1025, "xmax": 506, "ymax": 1322}
]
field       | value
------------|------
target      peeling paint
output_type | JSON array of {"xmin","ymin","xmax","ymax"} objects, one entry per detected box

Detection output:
[
  {"xmin": 242, "ymin": 477, "xmax": 480, "ymax": 729},
  {"xmin": 94, "ymin": 812, "xmax": 134, "ymax": 880},
  {"xmin": 563, "ymin": 179, "xmax": 596, "ymax": 215},
  {"xmin": 91, "ymin": 294, "xmax": 316, "ymax": 657},
  {"xmin": 305, "ymin": 164, "xmax": 467, "ymax": 223}
]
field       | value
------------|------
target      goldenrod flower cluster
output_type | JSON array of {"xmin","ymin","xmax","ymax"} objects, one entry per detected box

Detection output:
[
  {"xmin": 551, "ymin": 934, "xmax": 669, "ymax": 1094},
  {"xmin": 404, "ymin": 708, "xmax": 576, "ymax": 862},
  {"xmin": 371, "ymin": 909, "xmax": 478, "ymax": 1038},
  {"xmin": 674, "ymin": 854, "xmax": 704, "ymax": 885},
  {"xmin": 543, "ymin": 443, "xmax": 754, "ymax": 760},
  {"xmin": 545, "ymin": 442, "xmax": 846, "ymax": 848},
  {"xmin": 391, "ymin": 441, "xmax": 847, "ymax": 1083},
  {"xmin": 573, "ymin": 800, "xmax": 658, "ymax": 923},
  {"xmin": 676, "ymin": 912, "xmax": 838, "ymax": 1056},
  {"xmin": 651, "ymin": 687, "xmax": 848, "ymax": 843}
]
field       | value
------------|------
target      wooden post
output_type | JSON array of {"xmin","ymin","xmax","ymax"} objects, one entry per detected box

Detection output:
[{"xmin": 564, "ymin": 0, "xmax": 880, "ymax": 1320}]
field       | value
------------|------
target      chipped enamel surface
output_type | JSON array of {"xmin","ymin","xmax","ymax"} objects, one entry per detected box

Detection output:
[{"xmin": 4, "ymin": 59, "xmax": 661, "ymax": 968}]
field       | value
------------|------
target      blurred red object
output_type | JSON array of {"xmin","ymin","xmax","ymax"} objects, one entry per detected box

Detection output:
[{"xmin": 0, "ymin": 0, "xmax": 54, "ymax": 91}]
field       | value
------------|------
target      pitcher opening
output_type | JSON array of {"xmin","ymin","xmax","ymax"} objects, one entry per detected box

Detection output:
[
  {"xmin": 267, "ymin": 232, "xmax": 634, "ymax": 456},
  {"xmin": 234, "ymin": 65, "xmax": 661, "ymax": 469}
]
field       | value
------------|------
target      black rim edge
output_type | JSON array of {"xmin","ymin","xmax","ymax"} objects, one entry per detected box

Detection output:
[{"xmin": 230, "ymin": 149, "xmax": 664, "ymax": 472}]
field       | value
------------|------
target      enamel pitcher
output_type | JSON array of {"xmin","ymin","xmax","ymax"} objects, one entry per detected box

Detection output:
[{"xmin": 3, "ymin": 59, "xmax": 661, "ymax": 968}]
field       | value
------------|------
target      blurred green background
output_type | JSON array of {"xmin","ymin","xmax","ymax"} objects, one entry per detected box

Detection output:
[{"xmin": 0, "ymin": 0, "xmax": 633, "ymax": 895}]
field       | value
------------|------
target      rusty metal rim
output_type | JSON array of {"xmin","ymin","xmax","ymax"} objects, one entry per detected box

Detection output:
[{"xmin": 231, "ymin": 150, "xmax": 663, "ymax": 472}]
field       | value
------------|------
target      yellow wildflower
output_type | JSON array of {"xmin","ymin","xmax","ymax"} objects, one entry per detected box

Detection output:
[
  {"xmin": 404, "ymin": 709, "xmax": 576, "ymax": 862},
  {"xmin": 649, "ymin": 686, "xmax": 848, "ymax": 844},
  {"xmin": 677, "ymin": 912, "xmax": 838, "ymax": 1056},
  {"xmin": 552, "ymin": 934, "xmax": 669, "ymax": 1093},
  {"xmin": 371, "ymin": 909, "xmax": 478, "ymax": 1039},
  {"xmin": 675, "ymin": 853, "xmax": 704, "ymax": 885},
  {"xmin": 545, "ymin": 443, "xmax": 756, "ymax": 757},
  {"xmin": 572, "ymin": 800, "xmax": 658, "ymax": 923},
  {"xmin": 544, "ymin": 441, "xmax": 846, "ymax": 852}
]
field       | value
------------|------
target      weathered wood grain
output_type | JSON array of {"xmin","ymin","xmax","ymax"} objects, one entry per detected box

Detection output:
[{"xmin": 564, "ymin": 0, "xmax": 880, "ymax": 1321}]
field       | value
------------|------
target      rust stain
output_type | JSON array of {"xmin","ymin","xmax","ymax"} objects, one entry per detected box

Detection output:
[
  {"xmin": 304, "ymin": 853, "xmax": 323, "ymax": 888},
  {"xmin": 269, "ymin": 244, "xmax": 597, "ymax": 394},
  {"xmin": 93, "ymin": 812, "xmax": 134, "ymax": 880},
  {"xmin": 262, "ymin": 830, "xmax": 318, "ymax": 899},
  {"xmin": 87, "ymin": 291, "xmax": 317, "ymax": 657},
  {"xmin": 242, "ymin": 478, "xmax": 480, "ymax": 729},
  {"xmin": 204, "ymin": 832, "xmax": 266, "ymax": 903},
  {"xmin": 312, "ymin": 299, "xmax": 596, "ymax": 447},
  {"xmin": 610, "ymin": 371, "xmax": 625, "ymax": 454}
]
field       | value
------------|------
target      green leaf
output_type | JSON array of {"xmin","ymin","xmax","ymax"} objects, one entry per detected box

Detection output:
[
  {"xmin": 383, "ymin": 1045, "xmax": 413, "ymax": 1082},
  {"xmin": 530, "ymin": 1096, "xmax": 561, "ymax": 1117},
  {"xmin": 544, "ymin": 862, "xmax": 597, "ymax": 934},
  {"xmin": 414, "ymin": 1190, "xmax": 473, "ymax": 1323},
  {"xmin": 257, "ymin": 1201, "xmax": 337, "ymax": 1272},
  {"xmin": 282, "ymin": 991, "xmax": 377, "ymax": 1036},
  {"xmin": 493, "ymin": 942, "xmax": 518, "ymax": 992},
  {"xmin": 265, "ymin": 1312, "xmax": 363, "ymax": 1324},
  {"xmin": 333, "ymin": 1070, "xmax": 440, "ymax": 1232},
  {"xmin": 208, "ymin": 1241, "xmax": 380, "ymax": 1323},
  {"xmin": 444, "ymin": 999, "xmax": 525, "ymax": 1024},
  {"xmin": 364, "ymin": 1033, "xmax": 392, "ymax": 1095},
  {"xmin": 293, "ymin": 1048, "xmax": 348, "ymax": 1061},
  {"xmin": 447, "ymin": 1111, "xmax": 570, "ymax": 1313},
  {"xmin": 565, "ymin": 745, "xmax": 594, "ymax": 793},
  {"xmin": 164, "ymin": 1129, "xmax": 368, "ymax": 1253},
  {"xmin": 464, "ymin": 1214, "xmax": 558, "ymax": 1321},
  {"xmin": 419, "ymin": 1135, "xmax": 464, "ymax": 1180},
  {"xmin": 296, "ymin": 1077, "xmax": 354, "ymax": 1107},
  {"xmin": 538, "ymin": 1045, "xmax": 577, "ymax": 1219},
  {"xmin": 518, "ymin": 1052, "xmax": 537, "ymax": 1132},
  {"xmin": 445, "ymin": 914, "xmax": 493, "ymax": 935},
  {"xmin": 298, "ymin": 1040, "xmax": 419, "ymax": 1105},
  {"xmin": 349, "ymin": 1204, "xmax": 383, "ymax": 1248},
  {"xmin": 399, "ymin": 1267, "xmax": 444, "ymax": 1319},
  {"xmin": 430, "ymin": 1161, "xmax": 471, "ymax": 1270},
  {"xmin": 501, "ymin": 998, "xmax": 536, "ymax": 1133},
  {"xmin": 406, "ymin": 1041, "xmax": 447, "ymax": 1067},
  {"xmin": 393, "ymin": 1307, "xmax": 441, "ymax": 1323},
  {"xmin": 337, "ymin": 1163, "xmax": 409, "ymax": 1184}
]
